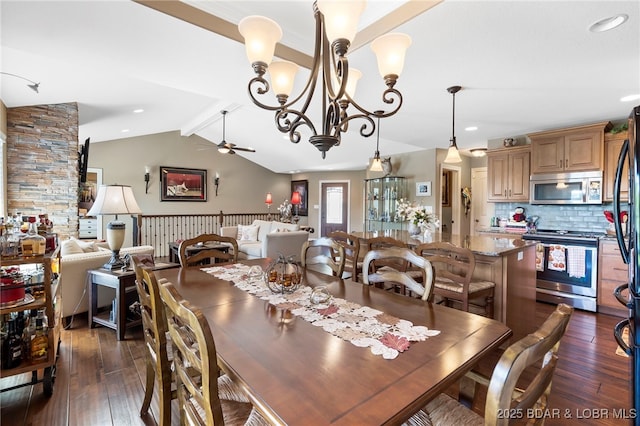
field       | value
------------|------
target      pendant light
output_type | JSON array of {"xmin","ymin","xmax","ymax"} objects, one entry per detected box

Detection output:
[
  {"xmin": 444, "ymin": 85, "xmax": 462, "ymax": 163},
  {"xmin": 370, "ymin": 113, "xmax": 384, "ymax": 172}
]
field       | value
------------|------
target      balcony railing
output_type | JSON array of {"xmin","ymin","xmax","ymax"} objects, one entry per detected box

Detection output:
[{"xmin": 131, "ymin": 211, "xmax": 275, "ymax": 258}]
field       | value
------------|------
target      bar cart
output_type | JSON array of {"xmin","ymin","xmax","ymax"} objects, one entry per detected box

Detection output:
[{"xmin": 0, "ymin": 253, "xmax": 61, "ymax": 396}]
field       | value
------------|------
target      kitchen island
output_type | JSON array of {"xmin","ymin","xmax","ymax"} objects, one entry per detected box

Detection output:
[{"xmin": 352, "ymin": 230, "xmax": 538, "ymax": 341}]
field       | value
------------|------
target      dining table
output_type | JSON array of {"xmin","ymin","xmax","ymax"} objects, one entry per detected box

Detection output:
[{"xmin": 154, "ymin": 259, "xmax": 512, "ymax": 425}]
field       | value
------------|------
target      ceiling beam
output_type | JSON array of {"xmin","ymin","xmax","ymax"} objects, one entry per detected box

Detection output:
[{"xmin": 134, "ymin": 0, "xmax": 313, "ymax": 68}]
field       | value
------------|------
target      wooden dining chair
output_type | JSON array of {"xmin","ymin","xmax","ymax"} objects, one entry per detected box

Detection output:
[
  {"xmin": 415, "ymin": 242, "xmax": 495, "ymax": 318},
  {"xmin": 362, "ymin": 247, "xmax": 435, "ymax": 301},
  {"xmin": 131, "ymin": 256, "xmax": 175, "ymax": 425},
  {"xmin": 301, "ymin": 237, "xmax": 346, "ymax": 277},
  {"xmin": 410, "ymin": 303, "xmax": 574, "ymax": 425},
  {"xmin": 361, "ymin": 236, "xmax": 409, "ymax": 290},
  {"xmin": 328, "ymin": 230, "xmax": 362, "ymax": 281},
  {"xmin": 159, "ymin": 280, "xmax": 268, "ymax": 426},
  {"xmin": 178, "ymin": 233, "xmax": 238, "ymax": 267}
]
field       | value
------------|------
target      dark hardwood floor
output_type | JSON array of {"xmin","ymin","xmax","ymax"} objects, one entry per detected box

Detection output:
[{"xmin": 0, "ymin": 302, "xmax": 632, "ymax": 425}]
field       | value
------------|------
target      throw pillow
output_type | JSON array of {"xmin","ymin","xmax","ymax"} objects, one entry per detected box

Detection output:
[
  {"xmin": 274, "ymin": 227, "xmax": 291, "ymax": 233},
  {"xmin": 76, "ymin": 239, "xmax": 98, "ymax": 253},
  {"xmin": 60, "ymin": 238, "xmax": 84, "ymax": 256},
  {"xmin": 239, "ymin": 225, "xmax": 259, "ymax": 241}
]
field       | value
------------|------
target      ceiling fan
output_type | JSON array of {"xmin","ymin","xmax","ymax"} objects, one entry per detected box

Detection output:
[{"xmin": 217, "ymin": 110, "xmax": 255, "ymax": 154}]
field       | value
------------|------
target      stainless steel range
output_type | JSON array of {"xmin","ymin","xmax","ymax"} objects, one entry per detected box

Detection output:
[{"xmin": 522, "ymin": 229, "xmax": 603, "ymax": 312}]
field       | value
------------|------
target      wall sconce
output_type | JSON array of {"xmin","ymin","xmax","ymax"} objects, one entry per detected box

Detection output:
[
  {"xmin": 265, "ymin": 192, "xmax": 273, "ymax": 220},
  {"xmin": 291, "ymin": 191, "xmax": 301, "ymax": 224},
  {"xmin": 215, "ymin": 172, "xmax": 220, "ymax": 196},
  {"xmin": 144, "ymin": 166, "xmax": 151, "ymax": 194}
]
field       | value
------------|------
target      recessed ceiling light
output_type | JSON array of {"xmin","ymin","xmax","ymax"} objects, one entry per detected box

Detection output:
[
  {"xmin": 465, "ymin": 126, "xmax": 478, "ymax": 131},
  {"xmin": 133, "ymin": 109, "xmax": 144, "ymax": 113},
  {"xmin": 121, "ymin": 129, "xmax": 130, "ymax": 133},
  {"xmin": 589, "ymin": 14, "xmax": 628, "ymax": 32},
  {"xmin": 621, "ymin": 94, "xmax": 640, "ymax": 102}
]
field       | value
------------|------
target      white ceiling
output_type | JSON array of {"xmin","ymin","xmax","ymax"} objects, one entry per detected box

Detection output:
[{"xmin": 1, "ymin": 1, "xmax": 639, "ymax": 174}]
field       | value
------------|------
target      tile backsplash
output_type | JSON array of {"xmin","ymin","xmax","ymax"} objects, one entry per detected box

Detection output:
[{"xmin": 493, "ymin": 202, "xmax": 629, "ymax": 233}]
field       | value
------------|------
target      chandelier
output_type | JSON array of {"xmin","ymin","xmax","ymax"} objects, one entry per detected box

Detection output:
[{"xmin": 238, "ymin": 1, "xmax": 411, "ymax": 159}]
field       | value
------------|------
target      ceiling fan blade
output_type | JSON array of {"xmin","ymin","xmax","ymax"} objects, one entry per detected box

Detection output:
[{"xmin": 232, "ymin": 146, "xmax": 256, "ymax": 153}]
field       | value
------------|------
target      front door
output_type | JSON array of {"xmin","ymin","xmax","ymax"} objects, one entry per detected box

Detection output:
[{"xmin": 320, "ymin": 182, "xmax": 348, "ymax": 237}]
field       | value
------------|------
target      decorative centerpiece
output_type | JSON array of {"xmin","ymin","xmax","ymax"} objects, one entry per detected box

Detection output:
[
  {"xmin": 278, "ymin": 199, "xmax": 293, "ymax": 223},
  {"xmin": 264, "ymin": 254, "xmax": 303, "ymax": 294},
  {"xmin": 396, "ymin": 198, "xmax": 440, "ymax": 239}
]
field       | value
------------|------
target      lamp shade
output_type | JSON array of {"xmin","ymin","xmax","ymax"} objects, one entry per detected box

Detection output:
[
  {"xmin": 87, "ymin": 185, "xmax": 142, "ymax": 216},
  {"xmin": 370, "ymin": 156, "xmax": 383, "ymax": 172},
  {"xmin": 291, "ymin": 191, "xmax": 302, "ymax": 205},
  {"xmin": 444, "ymin": 143, "xmax": 462, "ymax": 163},
  {"xmin": 238, "ymin": 15, "xmax": 282, "ymax": 66},
  {"xmin": 370, "ymin": 33, "xmax": 412, "ymax": 78},
  {"xmin": 265, "ymin": 192, "xmax": 273, "ymax": 205},
  {"xmin": 317, "ymin": 0, "xmax": 366, "ymax": 44},
  {"xmin": 269, "ymin": 60, "xmax": 299, "ymax": 97}
]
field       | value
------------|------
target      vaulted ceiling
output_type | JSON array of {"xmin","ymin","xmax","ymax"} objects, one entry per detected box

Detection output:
[{"xmin": 1, "ymin": 1, "xmax": 639, "ymax": 173}]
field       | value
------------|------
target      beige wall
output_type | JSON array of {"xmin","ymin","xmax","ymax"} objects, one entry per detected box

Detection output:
[{"xmin": 90, "ymin": 131, "xmax": 479, "ymax": 241}]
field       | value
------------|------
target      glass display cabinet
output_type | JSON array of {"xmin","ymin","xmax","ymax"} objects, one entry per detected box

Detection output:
[{"xmin": 364, "ymin": 176, "xmax": 407, "ymax": 232}]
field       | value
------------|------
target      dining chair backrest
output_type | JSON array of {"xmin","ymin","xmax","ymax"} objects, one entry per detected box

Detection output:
[
  {"xmin": 415, "ymin": 242, "xmax": 474, "ymax": 288},
  {"xmin": 130, "ymin": 257, "xmax": 174, "ymax": 423},
  {"xmin": 362, "ymin": 247, "xmax": 434, "ymax": 301},
  {"xmin": 159, "ymin": 280, "xmax": 227, "ymax": 425},
  {"xmin": 484, "ymin": 303, "xmax": 573, "ymax": 425},
  {"xmin": 301, "ymin": 237, "xmax": 346, "ymax": 277},
  {"xmin": 328, "ymin": 231, "xmax": 361, "ymax": 281},
  {"xmin": 178, "ymin": 233, "xmax": 238, "ymax": 267},
  {"xmin": 365, "ymin": 236, "xmax": 408, "ymax": 275}
]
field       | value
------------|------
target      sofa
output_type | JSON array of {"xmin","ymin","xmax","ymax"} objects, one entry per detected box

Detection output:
[
  {"xmin": 57, "ymin": 238, "xmax": 154, "ymax": 320},
  {"xmin": 220, "ymin": 219, "xmax": 309, "ymax": 260}
]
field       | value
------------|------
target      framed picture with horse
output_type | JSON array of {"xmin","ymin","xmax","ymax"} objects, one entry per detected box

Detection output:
[{"xmin": 160, "ymin": 166, "xmax": 207, "ymax": 201}]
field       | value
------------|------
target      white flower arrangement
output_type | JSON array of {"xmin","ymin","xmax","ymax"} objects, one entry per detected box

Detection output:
[
  {"xmin": 395, "ymin": 198, "xmax": 440, "ymax": 231},
  {"xmin": 278, "ymin": 199, "xmax": 293, "ymax": 222}
]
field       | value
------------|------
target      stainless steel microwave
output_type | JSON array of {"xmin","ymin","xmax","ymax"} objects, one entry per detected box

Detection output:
[{"xmin": 529, "ymin": 171, "xmax": 603, "ymax": 205}]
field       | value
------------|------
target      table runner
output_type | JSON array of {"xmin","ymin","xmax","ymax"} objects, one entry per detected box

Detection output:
[{"xmin": 201, "ymin": 264, "xmax": 440, "ymax": 359}]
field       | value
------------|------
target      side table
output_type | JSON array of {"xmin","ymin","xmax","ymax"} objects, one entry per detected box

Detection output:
[{"xmin": 87, "ymin": 262, "xmax": 178, "ymax": 340}]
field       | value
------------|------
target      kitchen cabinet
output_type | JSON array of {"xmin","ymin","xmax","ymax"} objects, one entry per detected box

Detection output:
[
  {"xmin": 0, "ymin": 253, "xmax": 60, "ymax": 395},
  {"xmin": 597, "ymin": 239, "xmax": 627, "ymax": 317},
  {"xmin": 364, "ymin": 176, "xmax": 406, "ymax": 232},
  {"xmin": 603, "ymin": 131, "xmax": 629, "ymax": 202},
  {"xmin": 529, "ymin": 121, "xmax": 611, "ymax": 174},
  {"xmin": 487, "ymin": 146, "xmax": 530, "ymax": 202}
]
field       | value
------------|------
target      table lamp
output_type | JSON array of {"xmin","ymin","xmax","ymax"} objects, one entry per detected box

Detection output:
[
  {"xmin": 291, "ymin": 191, "xmax": 301, "ymax": 224},
  {"xmin": 265, "ymin": 192, "xmax": 273, "ymax": 220},
  {"xmin": 87, "ymin": 184, "xmax": 142, "ymax": 270}
]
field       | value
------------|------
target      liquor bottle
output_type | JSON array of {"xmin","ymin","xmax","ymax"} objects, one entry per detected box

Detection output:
[
  {"xmin": 20, "ymin": 216, "xmax": 46, "ymax": 257},
  {"xmin": 22, "ymin": 309, "xmax": 38, "ymax": 362},
  {"xmin": 30, "ymin": 317, "xmax": 48, "ymax": 363},
  {"xmin": 2, "ymin": 319, "xmax": 23, "ymax": 369}
]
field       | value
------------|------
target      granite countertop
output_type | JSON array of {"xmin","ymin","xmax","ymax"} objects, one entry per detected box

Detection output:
[{"xmin": 351, "ymin": 230, "xmax": 536, "ymax": 257}]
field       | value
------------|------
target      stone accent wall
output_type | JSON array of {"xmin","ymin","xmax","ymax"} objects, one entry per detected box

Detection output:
[{"xmin": 6, "ymin": 103, "xmax": 79, "ymax": 240}]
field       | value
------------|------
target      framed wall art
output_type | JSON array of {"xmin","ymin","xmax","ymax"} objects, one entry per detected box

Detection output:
[
  {"xmin": 416, "ymin": 181, "xmax": 432, "ymax": 197},
  {"xmin": 160, "ymin": 166, "xmax": 207, "ymax": 202},
  {"xmin": 291, "ymin": 180, "xmax": 308, "ymax": 216}
]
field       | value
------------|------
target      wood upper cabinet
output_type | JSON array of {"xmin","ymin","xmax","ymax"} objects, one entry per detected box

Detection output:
[
  {"xmin": 604, "ymin": 131, "xmax": 629, "ymax": 202},
  {"xmin": 487, "ymin": 146, "xmax": 530, "ymax": 202},
  {"xmin": 529, "ymin": 122, "xmax": 611, "ymax": 174}
]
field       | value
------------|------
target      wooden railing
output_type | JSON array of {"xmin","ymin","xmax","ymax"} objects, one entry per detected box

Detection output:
[{"xmin": 131, "ymin": 211, "xmax": 276, "ymax": 257}]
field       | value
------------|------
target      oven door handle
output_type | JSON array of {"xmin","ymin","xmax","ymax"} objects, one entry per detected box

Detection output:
[
  {"xmin": 614, "ymin": 318, "xmax": 632, "ymax": 356},
  {"xmin": 613, "ymin": 137, "xmax": 630, "ymax": 264}
]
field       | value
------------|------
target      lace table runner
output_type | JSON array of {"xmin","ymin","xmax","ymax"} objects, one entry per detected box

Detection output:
[{"xmin": 201, "ymin": 264, "xmax": 440, "ymax": 360}]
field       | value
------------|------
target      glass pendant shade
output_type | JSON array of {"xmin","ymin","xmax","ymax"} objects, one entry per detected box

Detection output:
[
  {"xmin": 331, "ymin": 67, "xmax": 362, "ymax": 100},
  {"xmin": 270, "ymin": 60, "xmax": 299, "ymax": 97},
  {"xmin": 317, "ymin": 0, "xmax": 366, "ymax": 44},
  {"xmin": 370, "ymin": 33, "xmax": 412, "ymax": 78},
  {"xmin": 238, "ymin": 16, "xmax": 283, "ymax": 65},
  {"xmin": 444, "ymin": 141, "xmax": 462, "ymax": 163},
  {"xmin": 370, "ymin": 155, "xmax": 383, "ymax": 172}
]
